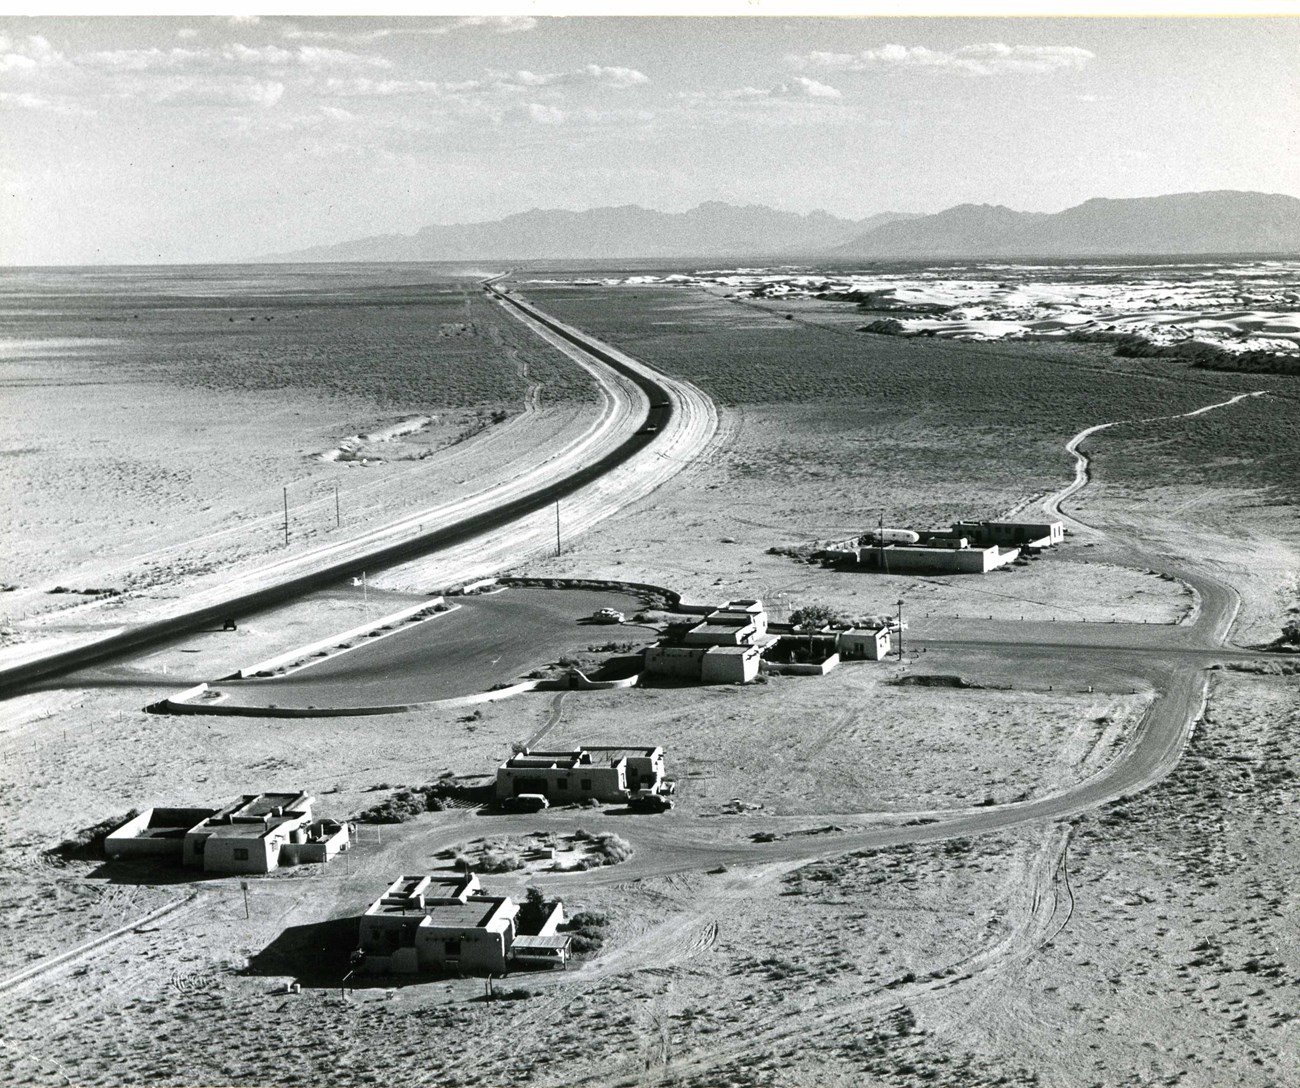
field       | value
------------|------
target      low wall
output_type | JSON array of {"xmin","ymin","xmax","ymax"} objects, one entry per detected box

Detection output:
[
  {"xmin": 161, "ymin": 675, "xmax": 567, "ymax": 718},
  {"xmin": 762, "ymin": 653, "xmax": 840, "ymax": 676},
  {"xmin": 498, "ymin": 576, "xmax": 698, "ymax": 612},
  {"xmin": 232, "ymin": 597, "xmax": 450, "ymax": 679},
  {"xmin": 568, "ymin": 666, "xmax": 642, "ymax": 691}
]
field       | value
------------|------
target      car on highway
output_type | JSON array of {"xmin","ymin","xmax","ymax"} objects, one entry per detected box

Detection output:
[
  {"xmin": 501, "ymin": 793, "xmax": 550, "ymax": 813},
  {"xmin": 591, "ymin": 607, "xmax": 625, "ymax": 624}
]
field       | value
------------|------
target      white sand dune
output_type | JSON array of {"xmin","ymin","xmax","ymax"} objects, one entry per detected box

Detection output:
[{"xmin": 567, "ymin": 261, "xmax": 1300, "ymax": 354}]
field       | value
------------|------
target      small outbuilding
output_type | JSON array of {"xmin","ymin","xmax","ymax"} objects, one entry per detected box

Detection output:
[{"xmin": 837, "ymin": 627, "xmax": 892, "ymax": 660}]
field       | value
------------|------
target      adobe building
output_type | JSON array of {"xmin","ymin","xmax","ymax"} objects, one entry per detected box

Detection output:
[
  {"xmin": 359, "ymin": 874, "xmax": 570, "ymax": 976},
  {"xmin": 643, "ymin": 598, "xmax": 769, "ymax": 684},
  {"xmin": 105, "ymin": 792, "xmax": 349, "ymax": 875},
  {"xmin": 496, "ymin": 746, "xmax": 667, "ymax": 803},
  {"xmin": 952, "ymin": 520, "xmax": 1065, "ymax": 549},
  {"xmin": 837, "ymin": 627, "xmax": 892, "ymax": 660},
  {"xmin": 845, "ymin": 519, "xmax": 1064, "ymax": 575}
]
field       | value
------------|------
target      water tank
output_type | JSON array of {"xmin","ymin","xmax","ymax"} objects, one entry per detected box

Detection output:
[{"xmin": 876, "ymin": 529, "xmax": 920, "ymax": 545}]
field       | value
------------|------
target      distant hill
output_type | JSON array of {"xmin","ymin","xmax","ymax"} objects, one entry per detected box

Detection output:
[
  {"xmin": 262, "ymin": 203, "xmax": 918, "ymax": 262},
  {"xmin": 833, "ymin": 191, "xmax": 1300, "ymax": 257},
  {"xmin": 261, "ymin": 191, "xmax": 1300, "ymax": 262}
]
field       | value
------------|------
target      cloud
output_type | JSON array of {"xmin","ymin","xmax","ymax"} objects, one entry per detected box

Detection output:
[
  {"xmin": 492, "ymin": 64, "xmax": 650, "ymax": 91},
  {"xmin": 774, "ymin": 76, "xmax": 841, "ymax": 99},
  {"xmin": 685, "ymin": 76, "xmax": 842, "ymax": 104},
  {"xmin": 74, "ymin": 42, "xmax": 390, "ymax": 72},
  {"xmin": 583, "ymin": 64, "xmax": 649, "ymax": 89},
  {"xmin": 177, "ymin": 28, "xmax": 199, "ymax": 41},
  {"xmin": 792, "ymin": 42, "xmax": 1095, "ymax": 76},
  {"xmin": 0, "ymin": 34, "xmax": 65, "ymax": 74},
  {"xmin": 321, "ymin": 76, "xmax": 456, "ymax": 97},
  {"xmin": 280, "ymin": 15, "xmax": 537, "ymax": 43},
  {"xmin": 150, "ymin": 77, "xmax": 286, "ymax": 109},
  {"xmin": 0, "ymin": 90, "xmax": 93, "ymax": 115},
  {"xmin": 525, "ymin": 102, "xmax": 565, "ymax": 124},
  {"xmin": 454, "ymin": 16, "xmax": 537, "ymax": 35}
]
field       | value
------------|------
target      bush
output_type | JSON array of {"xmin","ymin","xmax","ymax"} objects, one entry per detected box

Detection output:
[
  {"xmin": 592, "ymin": 832, "xmax": 633, "ymax": 865},
  {"xmin": 561, "ymin": 909, "xmax": 611, "ymax": 956}
]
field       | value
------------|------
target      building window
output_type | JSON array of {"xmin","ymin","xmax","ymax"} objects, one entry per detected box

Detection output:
[
  {"xmin": 444, "ymin": 939, "xmax": 461, "ymax": 957},
  {"xmin": 233, "ymin": 848, "xmax": 249, "ymax": 861},
  {"xmin": 580, "ymin": 778, "xmax": 592, "ymax": 792},
  {"xmin": 557, "ymin": 778, "xmax": 568, "ymax": 790}
]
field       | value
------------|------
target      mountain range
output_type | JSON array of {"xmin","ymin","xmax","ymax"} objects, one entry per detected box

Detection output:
[{"xmin": 262, "ymin": 190, "xmax": 1300, "ymax": 262}]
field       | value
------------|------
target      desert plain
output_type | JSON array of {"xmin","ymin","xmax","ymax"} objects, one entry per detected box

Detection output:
[{"xmin": 1, "ymin": 261, "xmax": 1298, "ymax": 1088}]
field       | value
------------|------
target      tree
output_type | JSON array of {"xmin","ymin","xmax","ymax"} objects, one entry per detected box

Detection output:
[
  {"xmin": 518, "ymin": 886, "xmax": 549, "ymax": 935},
  {"xmin": 789, "ymin": 603, "xmax": 843, "ymax": 630}
]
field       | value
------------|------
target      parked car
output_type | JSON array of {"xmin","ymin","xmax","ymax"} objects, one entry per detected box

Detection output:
[
  {"xmin": 627, "ymin": 792, "xmax": 674, "ymax": 813},
  {"xmin": 502, "ymin": 793, "xmax": 550, "ymax": 813},
  {"xmin": 591, "ymin": 608, "xmax": 625, "ymax": 624}
]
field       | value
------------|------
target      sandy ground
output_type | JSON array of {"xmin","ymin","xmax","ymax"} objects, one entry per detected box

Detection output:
[{"xmin": 1, "ymin": 281, "xmax": 1298, "ymax": 1087}]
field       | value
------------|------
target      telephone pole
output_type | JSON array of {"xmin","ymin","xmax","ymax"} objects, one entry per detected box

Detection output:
[
  {"xmin": 555, "ymin": 500, "xmax": 561, "ymax": 557},
  {"xmin": 896, "ymin": 599, "xmax": 905, "ymax": 661},
  {"xmin": 335, "ymin": 481, "xmax": 341, "ymax": 529},
  {"xmin": 283, "ymin": 485, "xmax": 289, "ymax": 547}
]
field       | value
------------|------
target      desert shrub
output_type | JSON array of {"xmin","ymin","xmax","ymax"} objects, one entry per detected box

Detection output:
[
  {"xmin": 561, "ymin": 909, "xmax": 610, "ymax": 956},
  {"xmin": 591, "ymin": 833, "xmax": 633, "ymax": 865},
  {"xmin": 479, "ymin": 849, "xmax": 525, "ymax": 874},
  {"xmin": 354, "ymin": 780, "xmax": 486, "ymax": 823},
  {"xmin": 492, "ymin": 987, "xmax": 533, "ymax": 1001}
]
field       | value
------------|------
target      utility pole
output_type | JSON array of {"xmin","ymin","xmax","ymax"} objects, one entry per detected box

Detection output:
[
  {"xmin": 896, "ymin": 599, "xmax": 905, "ymax": 661},
  {"xmin": 555, "ymin": 500, "xmax": 561, "ymax": 557},
  {"xmin": 335, "ymin": 481, "xmax": 341, "ymax": 529},
  {"xmin": 241, "ymin": 880, "xmax": 251, "ymax": 919},
  {"xmin": 283, "ymin": 485, "xmax": 289, "ymax": 547}
]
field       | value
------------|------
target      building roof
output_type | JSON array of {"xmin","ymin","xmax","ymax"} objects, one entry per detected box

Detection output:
[
  {"xmin": 703, "ymin": 644, "xmax": 758, "ymax": 656},
  {"xmin": 504, "ymin": 746, "xmax": 660, "ymax": 771},
  {"xmin": 511, "ymin": 934, "xmax": 573, "ymax": 951},
  {"xmin": 421, "ymin": 896, "xmax": 515, "ymax": 934},
  {"xmin": 227, "ymin": 792, "xmax": 311, "ymax": 818}
]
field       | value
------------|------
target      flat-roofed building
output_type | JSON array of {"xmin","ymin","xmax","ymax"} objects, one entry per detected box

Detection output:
[
  {"xmin": 700, "ymin": 644, "xmax": 762, "ymax": 683},
  {"xmin": 359, "ymin": 873, "xmax": 570, "ymax": 976},
  {"xmin": 683, "ymin": 621, "xmax": 757, "ymax": 646},
  {"xmin": 951, "ymin": 520, "xmax": 1065, "ymax": 549},
  {"xmin": 706, "ymin": 599, "xmax": 769, "ymax": 638},
  {"xmin": 837, "ymin": 627, "xmax": 892, "ymax": 660},
  {"xmin": 495, "ymin": 746, "xmax": 666, "ymax": 803},
  {"xmin": 106, "ymin": 792, "xmax": 349, "ymax": 875}
]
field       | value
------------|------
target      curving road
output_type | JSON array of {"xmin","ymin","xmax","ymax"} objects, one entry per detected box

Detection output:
[{"xmin": 0, "ymin": 283, "xmax": 717, "ymax": 696}]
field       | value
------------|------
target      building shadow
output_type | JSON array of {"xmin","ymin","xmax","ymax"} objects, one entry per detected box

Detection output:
[{"xmin": 243, "ymin": 917, "xmax": 360, "ymax": 987}]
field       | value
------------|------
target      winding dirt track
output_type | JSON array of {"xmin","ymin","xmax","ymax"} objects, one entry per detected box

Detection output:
[{"xmin": 419, "ymin": 386, "xmax": 1273, "ymax": 1087}]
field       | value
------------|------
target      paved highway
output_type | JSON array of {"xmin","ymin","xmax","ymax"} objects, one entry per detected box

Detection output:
[{"xmin": 0, "ymin": 282, "xmax": 718, "ymax": 695}]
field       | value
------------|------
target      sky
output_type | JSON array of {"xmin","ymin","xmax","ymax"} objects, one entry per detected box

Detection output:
[{"xmin": 2, "ymin": 11, "xmax": 1298, "ymax": 264}]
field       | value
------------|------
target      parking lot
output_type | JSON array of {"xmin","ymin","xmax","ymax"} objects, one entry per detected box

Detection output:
[{"xmin": 209, "ymin": 586, "xmax": 656, "ymax": 709}]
